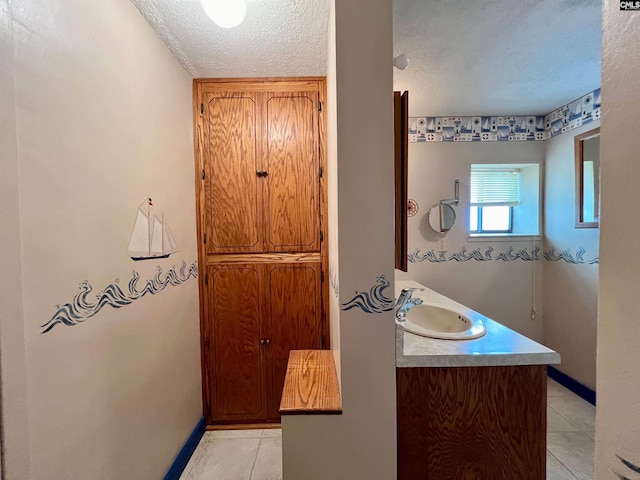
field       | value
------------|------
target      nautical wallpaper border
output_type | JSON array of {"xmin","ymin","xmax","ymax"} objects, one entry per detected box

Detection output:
[
  {"xmin": 409, "ymin": 88, "xmax": 601, "ymax": 143},
  {"xmin": 544, "ymin": 247, "xmax": 599, "ymax": 265},
  {"xmin": 408, "ymin": 246, "xmax": 598, "ymax": 264},
  {"xmin": 41, "ymin": 260, "xmax": 198, "ymax": 333},
  {"xmin": 337, "ymin": 245, "xmax": 598, "ymax": 315}
]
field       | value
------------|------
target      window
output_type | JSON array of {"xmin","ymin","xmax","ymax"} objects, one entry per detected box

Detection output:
[
  {"xmin": 469, "ymin": 163, "xmax": 540, "ymax": 238},
  {"xmin": 470, "ymin": 206, "xmax": 512, "ymax": 233}
]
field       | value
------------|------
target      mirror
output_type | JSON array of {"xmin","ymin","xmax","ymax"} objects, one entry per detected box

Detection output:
[
  {"xmin": 575, "ymin": 127, "xmax": 600, "ymax": 228},
  {"xmin": 428, "ymin": 203, "xmax": 456, "ymax": 233}
]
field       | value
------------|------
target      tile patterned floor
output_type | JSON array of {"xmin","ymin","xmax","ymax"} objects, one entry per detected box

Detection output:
[
  {"xmin": 180, "ymin": 429, "xmax": 282, "ymax": 480},
  {"xmin": 180, "ymin": 378, "xmax": 595, "ymax": 480},
  {"xmin": 546, "ymin": 378, "xmax": 596, "ymax": 480}
]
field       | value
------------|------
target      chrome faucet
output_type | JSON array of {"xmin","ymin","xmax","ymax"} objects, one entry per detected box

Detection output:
[{"xmin": 394, "ymin": 287, "xmax": 424, "ymax": 322}]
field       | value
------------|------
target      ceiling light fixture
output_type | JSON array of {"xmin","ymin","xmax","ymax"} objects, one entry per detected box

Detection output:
[
  {"xmin": 201, "ymin": 0, "xmax": 247, "ymax": 29},
  {"xmin": 393, "ymin": 54, "xmax": 410, "ymax": 70}
]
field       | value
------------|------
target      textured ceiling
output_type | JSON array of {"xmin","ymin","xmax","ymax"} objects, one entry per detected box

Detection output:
[
  {"xmin": 131, "ymin": 0, "xmax": 330, "ymax": 78},
  {"xmin": 132, "ymin": 0, "xmax": 601, "ymax": 115},
  {"xmin": 393, "ymin": 0, "xmax": 602, "ymax": 115}
]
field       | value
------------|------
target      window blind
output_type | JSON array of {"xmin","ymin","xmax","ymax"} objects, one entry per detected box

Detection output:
[{"xmin": 470, "ymin": 168, "xmax": 520, "ymax": 206}]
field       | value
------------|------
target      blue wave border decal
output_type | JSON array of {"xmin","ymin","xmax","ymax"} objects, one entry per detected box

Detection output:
[
  {"xmin": 341, "ymin": 275, "xmax": 394, "ymax": 314},
  {"xmin": 409, "ymin": 245, "xmax": 597, "ymax": 264},
  {"xmin": 449, "ymin": 246, "xmax": 495, "ymax": 262},
  {"xmin": 496, "ymin": 246, "xmax": 540, "ymax": 262},
  {"xmin": 544, "ymin": 247, "xmax": 599, "ymax": 264},
  {"xmin": 408, "ymin": 248, "xmax": 449, "ymax": 263},
  {"xmin": 41, "ymin": 261, "xmax": 198, "ymax": 333},
  {"xmin": 614, "ymin": 454, "xmax": 640, "ymax": 479},
  {"xmin": 408, "ymin": 246, "xmax": 539, "ymax": 263}
]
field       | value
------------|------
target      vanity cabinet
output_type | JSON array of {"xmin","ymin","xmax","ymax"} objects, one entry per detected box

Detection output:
[
  {"xmin": 397, "ymin": 365, "xmax": 547, "ymax": 479},
  {"xmin": 194, "ymin": 78, "xmax": 328, "ymax": 425},
  {"xmin": 394, "ymin": 281, "xmax": 559, "ymax": 479}
]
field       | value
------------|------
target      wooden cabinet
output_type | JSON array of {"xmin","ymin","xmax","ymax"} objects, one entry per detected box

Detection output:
[
  {"xmin": 209, "ymin": 264, "xmax": 266, "ymax": 422},
  {"xmin": 195, "ymin": 78, "xmax": 328, "ymax": 425},
  {"xmin": 203, "ymin": 92, "xmax": 261, "ymax": 253},
  {"xmin": 208, "ymin": 262, "xmax": 323, "ymax": 423},
  {"xmin": 265, "ymin": 263, "xmax": 323, "ymax": 419},
  {"xmin": 201, "ymin": 87, "xmax": 320, "ymax": 255},
  {"xmin": 397, "ymin": 365, "xmax": 547, "ymax": 479},
  {"xmin": 263, "ymin": 91, "xmax": 320, "ymax": 252}
]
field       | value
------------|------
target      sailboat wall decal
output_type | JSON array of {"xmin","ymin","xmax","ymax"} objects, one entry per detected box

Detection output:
[{"xmin": 128, "ymin": 198, "xmax": 178, "ymax": 261}]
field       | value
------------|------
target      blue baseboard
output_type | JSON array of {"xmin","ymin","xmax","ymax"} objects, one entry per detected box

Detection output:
[
  {"xmin": 164, "ymin": 416, "xmax": 206, "ymax": 480},
  {"xmin": 548, "ymin": 366, "xmax": 596, "ymax": 406}
]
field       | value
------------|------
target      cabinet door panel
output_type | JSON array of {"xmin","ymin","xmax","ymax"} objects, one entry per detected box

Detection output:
[
  {"xmin": 263, "ymin": 92, "xmax": 320, "ymax": 252},
  {"xmin": 204, "ymin": 93, "xmax": 261, "ymax": 253},
  {"xmin": 210, "ymin": 265, "xmax": 266, "ymax": 421},
  {"xmin": 266, "ymin": 263, "xmax": 323, "ymax": 419}
]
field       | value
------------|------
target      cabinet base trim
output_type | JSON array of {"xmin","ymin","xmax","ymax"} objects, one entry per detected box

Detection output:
[{"xmin": 207, "ymin": 423, "xmax": 281, "ymax": 430}]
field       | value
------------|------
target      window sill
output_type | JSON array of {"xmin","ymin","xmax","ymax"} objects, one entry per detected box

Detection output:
[{"xmin": 467, "ymin": 234, "xmax": 542, "ymax": 243}]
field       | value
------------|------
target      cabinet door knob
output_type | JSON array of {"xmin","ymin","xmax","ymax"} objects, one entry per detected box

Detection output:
[
  {"xmin": 260, "ymin": 339, "xmax": 265, "ymax": 345},
  {"xmin": 265, "ymin": 339, "xmax": 270, "ymax": 345},
  {"xmin": 256, "ymin": 170, "xmax": 268, "ymax": 177}
]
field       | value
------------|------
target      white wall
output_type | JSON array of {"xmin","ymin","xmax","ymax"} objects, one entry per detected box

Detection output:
[
  {"xmin": 2, "ymin": 1, "xmax": 202, "ymax": 478},
  {"xmin": 326, "ymin": 0, "xmax": 341, "ymax": 382},
  {"xmin": 596, "ymin": 1, "xmax": 640, "ymax": 475},
  {"xmin": 334, "ymin": 0, "xmax": 396, "ymax": 471},
  {"xmin": 283, "ymin": 1, "xmax": 397, "ymax": 479},
  {"xmin": 543, "ymin": 121, "xmax": 600, "ymax": 390},
  {"xmin": 513, "ymin": 164, "xmax": 541, "ymax": 236},
  {"xmin": 396, "ymin": 141, "xmax": 545, "ymax": 342},
  {"xmin": 0, "ymin": 0, "xmax": 31, "ymax": 477}
]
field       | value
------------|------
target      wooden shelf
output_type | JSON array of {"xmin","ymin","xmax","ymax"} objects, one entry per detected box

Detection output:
[{"xmin": 280, "ymin": 350, "xmax": 342, "ymax": 415}]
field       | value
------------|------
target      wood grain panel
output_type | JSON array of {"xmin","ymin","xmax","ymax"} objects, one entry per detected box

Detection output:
[
  {"xmin": 204, "ymin": 93, "xmax": 261, "ymax": 253},
  {"xmin": 210, "ymin": 265, "xmax": 266, "ymax": 421},
  {"xmin": 263, "ymin": 92, "xmax": 319, "ymax": 252},
  {"xmin": 397, "ymin": 365, "xmax": 547, "ymax": 480},
  {"xmin": 317, "ymin": 80, "xmax": 330, "ymax": 349},
  {"xmin": 394, "ymin": 91, "xmax": 408, "ymax": 272},
  {"xmin": 198, "ymin": 78, "xmax": 324, "ymax": 93},
  {"xmin": 207, "ymin": 423, "xmax": 281, "ymax": 431},
  {"xmin": 206, "ymin": 252, "xmax": 321, "ymax": 265},
  {"xmin": 280, "ymin": 350, "xmax": 342, "ymax": 414},
  {"xmin": 266, "ymin": 263, "xmax": 322, "ymax": 419}
]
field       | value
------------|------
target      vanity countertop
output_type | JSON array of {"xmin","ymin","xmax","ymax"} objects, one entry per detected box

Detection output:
[{"xmin": 396, "ymin": 280, "xmax": 561, "ymax": 368}]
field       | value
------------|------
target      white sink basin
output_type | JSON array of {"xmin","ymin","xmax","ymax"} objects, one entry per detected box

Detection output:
[{"xmin": 402, "ymin": 303, "xmax": 487, "ymax": 340}]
